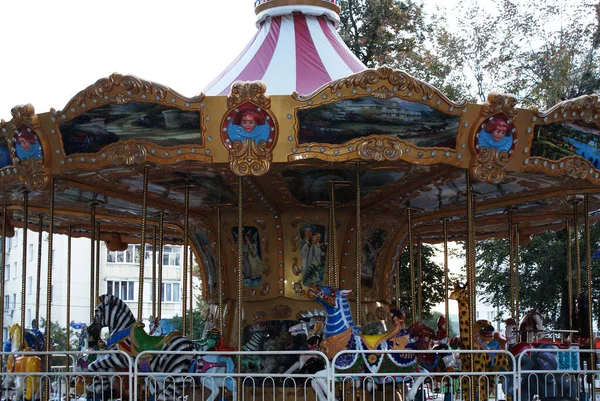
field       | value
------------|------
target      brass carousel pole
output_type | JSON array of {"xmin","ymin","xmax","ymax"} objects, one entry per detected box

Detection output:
[
  {"xmin": 65, "ymin": 225, "xmax": 72, "ymax": 370},
  {"xmin": 574, "ymin": 201, "xmax": 582, "ymax": 295},
  {"xmin": 138, "ymin": 166, "xmax": 149, "ymax": 321},
  {"xmin": 330, "ymin": 182, "xmax": 339, "ymax": 288},
  {"xmin": 443, "ymin": 219, "xmax": 449, "ymax": 335},
  {"xmin": 417, "ymin": 236, "xmax": 423, "ymax": 322},
  {"xmin": 514, "ymin": 223, "xmax": 520, "ymax": 318},
  {"xmin": 89, "ymin": 199, "xmax": 96, "ymax": 322},
  {"xmin": 157, "ymin": 212, "xmax": 164, "ymax": 321},
  {"xmin": 44, "ymin": 178, "xmax": 55, "ymax": 400},
  {"xmin": 584, "ymin": 196, "xmax": 595, "ymax": 368},
  {"xmin": 152, "ymin": 226, "xmax": 157, "ymax": 321},
  {"xmin": 20, "ymin": 191, "xmax": 29, "ymax": 349},
  {"xmin": 182, "ymin": 188, "xmax": 190, "ymax": 335},
  {"xmin": 466, "ymin": 172, "xmax": 477, "ymax": 401},
  {"xmin": 355, "ymin": 162, "xmax": 362, "ymax": 327},
  {"xmin": 35, "ymin": 215, "xmax": 43, "ymax": 326},
  {"xmin": 217, "ymin": 206, "xmax": 224, "ymax": 334},
  {"xmin": 508, "ymin": 210, "xmax": 515, "ymax": 319},
  {"xmin": 1, "ymin": 205, "xmax": 7, "ymax": 351},
  {"xmin": 189, "ymin": 246, "xmax": 193, "ymax": 338},
  {"xmin": 567, "ymin": 220, "xmax": 573, "ymax": 330},
  {"xmin": 236, "ymin": 177, "xmax": 244, "ymax": 399},
  {"xmin": 95, "ymin": 223, "xmax": 100, "ymax": 301},
  {"xmin": 407, "ymin": 208, "xmax": 416, "ymax": 323}
]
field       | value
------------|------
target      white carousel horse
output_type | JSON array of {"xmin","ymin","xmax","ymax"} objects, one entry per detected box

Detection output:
[
  {"xmin": 307, "ymin": 284, "xmax": 428, "ymax": 401},
  {"xmin": 3, "ymin": 324, "xmax": 43, "ymax": 401},
  {"xmin": 518, "ymin": 309, "xmax": 544, "ymax": 343},
  {"xmin": 194, "ymin": 353, "xmax": 236, "ymax": 401},
  {"xmin": 284, "ymin": 309, "xmax": 326, "ymax": 375}
]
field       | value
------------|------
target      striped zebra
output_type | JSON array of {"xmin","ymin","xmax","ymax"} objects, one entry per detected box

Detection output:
[
  {"xmin": 240, "ymin": 331, "xmax": 269, "ymax": 371},
  {"xmin": 86, "ymin": 294, "xmax": 198, "ymax": 400}
]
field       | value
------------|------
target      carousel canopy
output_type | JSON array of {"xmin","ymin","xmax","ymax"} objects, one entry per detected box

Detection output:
[{"xmin": 203, "ymin": 0, "xmax": 365, "ymax": 96}]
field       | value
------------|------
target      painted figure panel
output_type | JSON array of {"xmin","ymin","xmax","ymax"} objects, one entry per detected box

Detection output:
[
  {"xmin": 14, "ymin": 125, "xmax": 42, "ymax": 161},
  {"xmin": 194, "ymin": 233, "xmax": 218, "ymax": 295},
  {"xmin": 59, "ymin": 102, "xmax": 202, "ymax": 155},
  {"xmin": 222, "ymin": 104, "xmax": 275, "ymax": 147},
  {"xmin": 530, "ymin": 121, "xmax": 600, "ymax": 164},
  {"xmin": 232, "ymin": 226, "xmax": 267, "ymax": 288},
  {"xmin": 361, "ymin": 228, "xmax": 387, "ymax": 287},
  {"xmin": 299, "ymin": 224, "xmax": 328, "ymax": 286},
  {"xmin": 475, "ymin": 114, "xmax": 516, "ymax": 153},
  {"xmin": 297, "ymin": 97, "xmax": 459, "ymax": 147}
]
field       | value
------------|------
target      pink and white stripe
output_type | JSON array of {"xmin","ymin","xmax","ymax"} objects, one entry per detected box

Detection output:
[{"xmin": 203, "ymin": 11, "xmax": 366, "ymax": 96}]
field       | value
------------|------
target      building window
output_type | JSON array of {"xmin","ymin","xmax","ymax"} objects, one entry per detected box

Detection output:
[
  {"xmin": 6, "ymin": 237, "xmax": 11, "ymax": 251},
  {"xmin": 161, "ymin": 282, "xmax": 180, "ymax": 302},
  {"xmin": 12, "ymin": 263, "xmax": 16, "ymax": 280},
  {"xmin": 26, "ymin": 310, "xmax": 31, "ymax": 327},
  {"xmin": 5, "ymin": 265, "xmax": 10, "ymax": 281},
  {"xmin": 107, "ymin": 280, "xmax": 135, "ymax": 301},
  {"xmin": 107, "ymin": 244, "xmax": 183, "ymax": 268},
  {"xmin": 27, "ymin": 277, "xmax": 32, "ymax": 295},
  {"xmin": 28, "ymin": 244, "xmax": 33, "ymax": 261},
  {"xmin": 12, "ymin": 294, "xmax": 16, "ymax": 312},
  {"xmin": 13, "ymin": 231, "xmax": 18, "ymax": 247},
  {"xmin": 4, "ymin": 295, "xmax": 9, "ymax": 311}
]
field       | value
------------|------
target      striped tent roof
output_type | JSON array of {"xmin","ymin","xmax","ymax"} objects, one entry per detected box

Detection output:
[{"xmin": 203, "ymin": 1, "xmax": 367, "ymax": 96}]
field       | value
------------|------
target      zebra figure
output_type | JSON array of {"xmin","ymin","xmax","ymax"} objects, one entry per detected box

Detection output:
[
  {"xmin": 86, "ymin": 294, "xmax": 198, "ymax": 400},
  {"xmin": 240, "ymin": 331, "xmax": 269, "ymax": 371}
]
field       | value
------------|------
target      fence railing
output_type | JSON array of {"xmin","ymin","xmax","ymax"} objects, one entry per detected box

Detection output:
[{"xmin": 0, "ymin": 348, "xmax": 598, "ymax": 401}]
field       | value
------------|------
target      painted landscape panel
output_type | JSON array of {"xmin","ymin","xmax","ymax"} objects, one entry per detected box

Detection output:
[
  {"xmin": 59, "ymin": 102, "xmax": 202, "ymax": 155},
  {"xmin": 531, "ymin": 121, "xmax": 600, "ymax": 165},
  {"xmin": 297, "ymin": 97, "xmax": 460, "ymax": 148}
]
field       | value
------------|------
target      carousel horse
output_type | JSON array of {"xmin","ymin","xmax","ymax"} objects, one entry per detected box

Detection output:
[
  {"xmin": 307, "ymin": 284, "xmax": 428, "ymax": 401},
  {"xmin": 148, "ymin": 317, "xmax": 175, "ymax": 336},
  {"xmin": 86, "ymin": 294, "xmax": 198, "ymax": 401},
  {"xmin": 240, "ymin": 329, "xmax": 269, "ymax": 371},
  {"xmin": 284, "ymin": 310, "xmax": 326, "ymax": 374},
  {"xmin": 3, "ymin": 324, "xmax": 43, "ymax": 401},
  {"xmin": 518, "ymin": 309, "xmax": 544, "ymax": 343},
  {"xmin": 194, "ymin": 329, "xmax": 236, "ymax": 401},
  {"xmin": 504, "ymin": 318, "xmax": 518, "ymax": 348}
]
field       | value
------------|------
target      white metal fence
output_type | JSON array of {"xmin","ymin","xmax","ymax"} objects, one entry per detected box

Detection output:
[{"xmin": 0, "ymin": 348, "xmax": 597, "ymax": 401}]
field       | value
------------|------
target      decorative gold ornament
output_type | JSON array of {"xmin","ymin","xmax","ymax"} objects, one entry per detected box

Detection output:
[
  {"xmin": 483, "ymin": 93, "xmax": 518, "ymax": 120},
  {"xmin": 253, "ymin": 219, "xmax": 266, "ymax": 230},
  {"xmin": 291, "ymin": 234, "xmax": 299, "ymax": 252},
  {"xmin": 471, "ymin": 147, "xmax": 510, "ymax": 184},
  {"xmin": 261, "ymin": 282, "xmax": 270, "ymax": 296},
  {"xmin": 522, "ymin": 156, "xmax": 592, "ymax": 181},
  {"xmin": 293, "ymin": 280, "xmax": 305, "ymax": 295},
  {"xmin": 109, "ymin": 143, "xmax": 147, "ymax": 166},
  {"xmin": 253, "ymin": 311, "xmax": 267, "ymax": 322},
  {"xmin": 357, "ymin": 138, "xmax": 402, "ymax": 161},
  {"xmin": 292, "ymin": 257, "xmax": 301, "ymax": 276},
  {"xmin": 18, "ymin": 158, "xmax": 48, "ymax": 190},
  {"xmin": 290, "ymin": 217, "xmax": 304, "ymax": 229},
  {"xmin": 271, "ymin": 304, "xmax": 291, "ymax": 319},
  {"xmin": 371, "ymin": 86, "xmax": 395, "ymax": 99},
  {"xmin": 10, "ymin": 104, "xmax": 41, "ymax": 132},
  {"xmin": 227, "ymin": 81, "xmax": 271, "ymax": 109},
  {"xmin": 229, "ymin": 140, "xmax": 272, "ymax": 176},
  {"xmin": 535, "ymin": 94, "xmax": 600, "ymax": 124}
]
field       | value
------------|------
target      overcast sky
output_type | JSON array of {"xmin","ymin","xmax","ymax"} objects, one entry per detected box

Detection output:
[{"xmin": 0, "ymin": 0, "xmax": 460, "ymax": 121}]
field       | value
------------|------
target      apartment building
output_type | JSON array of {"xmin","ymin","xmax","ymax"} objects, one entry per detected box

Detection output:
[{"xmin": 2, "ymin": 228, "xmax": 188, "ymax": 342}]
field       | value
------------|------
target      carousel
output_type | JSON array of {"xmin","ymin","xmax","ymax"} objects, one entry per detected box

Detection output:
[{"xmin": 0, "ymin": 0, "xmax": 599, "ymax": 400}]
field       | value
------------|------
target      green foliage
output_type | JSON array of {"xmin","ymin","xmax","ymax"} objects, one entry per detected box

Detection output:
[
  {"xmin": 422, "ymin": 310, "xmax": 458, "ymax": 339},
  {"xmin": 397, "ymin": 243, "xmax": 446, "ymax": 321},
  {"xmin": 471, "ymin": 224, "xmax": 600, "ymax": 330},
  {"xmin": 169, "ymin": 298, "xmax": 209, "ymax": 340}
]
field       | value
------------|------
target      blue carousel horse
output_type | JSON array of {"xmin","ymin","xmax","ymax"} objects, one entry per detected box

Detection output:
[
  {"xmin": 86, "ymin": 294, "xmax": 198, "ymax": 401},
  {"xmin": 307, "ymin": 284, "xmax": 428, "ymax": 401}
]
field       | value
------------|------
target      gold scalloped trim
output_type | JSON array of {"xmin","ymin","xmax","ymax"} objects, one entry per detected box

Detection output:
[
  {"xmin": 10, "ymin": 104, "xmax": 41, "ymax": 132},
  {"xmin": 229, "ymin": 140, "xmax": 272, "ymax": 176},
  {"xmin": 534, "ymin": 94, "xmax": 600, "ymax": 124},
  {"xmin": 293, "ymin": 67, "xmax": 468, "ymax": 111},
  {"xmin": 482, "ymin": 93, "xmax": 518, "ymax": 121},
  {"xmin": 271, "ymin": 304, "xmax": 291, "ymax": 319},
  {"xmin": 471, "ymin": 147, "xmax": 510, "ymax": 184},
  {"xmin": 57, "ymin": 73, "xmax": 205, "ymax": 114},
  {"xmin": 227, "ymin": 81, "xmax": 271, "ymax": 109},
  {"xmin": 288, "ymin": 135, "xmax": 462, "ymax": 166},
  {"xmin": 521, "ymin": 156, "xmax": 600, "ymax": 183}
]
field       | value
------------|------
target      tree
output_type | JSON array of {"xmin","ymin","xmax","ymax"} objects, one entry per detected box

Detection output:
[
  {"xmin": 397, "ymin": 243, "xmax": 447, "ymax": 321},
  {"xmin": 471, "ymin": 225, "xmax": 600, "ymax": 330},
  {"xmin": 169, "ymin": 297, "xmax": 210, "ymax": 340}
]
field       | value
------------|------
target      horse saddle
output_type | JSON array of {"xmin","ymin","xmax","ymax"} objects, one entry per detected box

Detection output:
[
  {"xmin": 128, "ymin": 322, "xmax": 182, "ymax": 357},
  {"xmin": 360, "ymin": 327, "xmax": 410, "ymax": 350}
]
